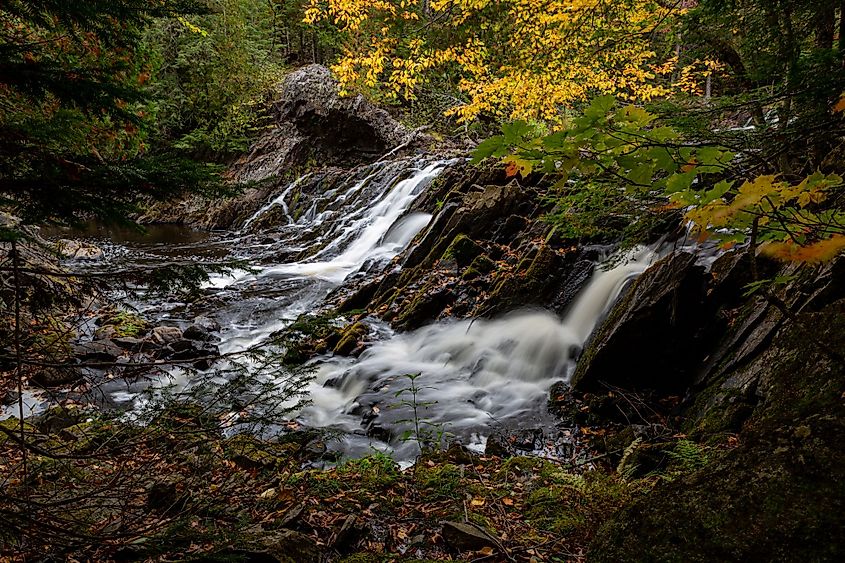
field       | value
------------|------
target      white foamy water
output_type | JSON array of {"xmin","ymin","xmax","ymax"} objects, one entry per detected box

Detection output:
[
  {"xmin": 298, "ymin": 247, "xmax": 657, "ymax": 458},
  {"xmin": 4, "ymin": 150, "xmax": 665, "ymax": 463}
]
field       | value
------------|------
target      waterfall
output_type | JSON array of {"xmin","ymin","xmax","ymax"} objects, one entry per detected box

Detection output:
[
  {"xmin": 242, "ymin": 173, "xmax": 312, "ymax": 229},
  {"xmin": 299, "ymin": 247, "xmax": 658, "ymax": 458},
  {"xmin": 202, "ymin": 158, "xmax": 452, "ymax": 352}
]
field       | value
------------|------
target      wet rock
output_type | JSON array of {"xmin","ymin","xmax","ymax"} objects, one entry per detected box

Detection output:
[
  {"xmin": 150, "ymin": 326, "xmax": 182, "ymax": 345},
  {"xmin": 407, "ymin": 182, "xmax": 528, "ymax": 273},
  {"xmin": 484, "ymin": 435, "xmax": 511, "ymax": 457},
  {"xmin": 277, "ymin": 502, "xmax": 306, "ymax": 529},
  {"xmin": 442, "ymin": 234, "xmax": 484, "ymax": 269},
  {"xmin": 182, "ymin": 323, "xmax": 213, "ymax": 342},
  {"xmin": 55, "ymin": 239, "xmax": 104, "ymax": 261},
  {"xmin": 72, "ymin": 340, "xmax": 123, "ymax": 363},
  {"xmin": 550, "ymin": 259, "xmax": 595, "ymax": 314},
  {"xmin": 366, "ymin": 422, "xmax": 393, "ymax": 443},
  {"xmin": 512, "ymin": 428, "xmax": 543, "ymax": 452},
  {"xmin": 571, "ymin": 252, "xmax": 712, "ymax": 394},
  {"xmin": 110, "ymin": 336, "xmax": 147, "ymax": 353},
  {"xmin": 332, "ymin": 321, "xmax": 369, "ymax": 356},
  {"xmin": 303, "ymin": 438, "xmax": 327, "ymax": 458},
  {"xmin": 485, "ymin": 244, "xmax": 566, "ymax": 314},
  {"xmin": 394, "ymin": 283, "xmax": 454, "ymax": 330},
  {"xmin": 441, "ymin": 521, "xmax": 498, "ymax": 552},
  {"xmin": 168, "ymin": 341, "xmax": 219, "ymax": 365},
  {"xmin": 462, "ymin": 254, "xmax": 496, "ymax": 280},
  {"xmin": 30, "ymin": 367, "xmax": 83, "ymax": 387},
  {"xmin": 444, "ymin": 442, "xmax": 474, "ymax": 465},
  {"xmin": 192, "ymin": 315, "xmax": 221, "ymax": 332}
]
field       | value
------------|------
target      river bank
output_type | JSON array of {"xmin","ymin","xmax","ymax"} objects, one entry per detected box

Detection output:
[{"xmin": 2, "ymin": 64, "xmax": 844, "ymax": 561}]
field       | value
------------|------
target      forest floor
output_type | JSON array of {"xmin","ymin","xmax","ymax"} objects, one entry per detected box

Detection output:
[{"xmin": 0, "ymin": 402, "xmax": 718, "ymax": 562}]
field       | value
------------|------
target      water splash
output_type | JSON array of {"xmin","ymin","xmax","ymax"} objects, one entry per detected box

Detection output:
[{"xmin": 298, "ymin": 247, "xmax": 658, "ymax": 458}]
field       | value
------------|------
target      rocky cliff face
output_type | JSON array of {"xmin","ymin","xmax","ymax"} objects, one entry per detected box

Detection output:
[
  {"xmin": 140, "ymin": 65, "xmax": 436, "ymax": 230},
  {"xmin": 566, "ymin": 251, "xmax": 845, "ymax": 560}
]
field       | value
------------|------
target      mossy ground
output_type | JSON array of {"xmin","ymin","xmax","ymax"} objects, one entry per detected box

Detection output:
[{"xmin": 0, "ymin": 405, "xmax": 699, "ymax": 562}]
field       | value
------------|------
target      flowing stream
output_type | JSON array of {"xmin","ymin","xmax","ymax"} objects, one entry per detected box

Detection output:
[{"xmin": 8, "ymin": 155, "xmax": 664, "ymax": 461}]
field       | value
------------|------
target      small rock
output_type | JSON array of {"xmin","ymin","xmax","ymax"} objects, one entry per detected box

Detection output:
[
  {"xmin": 183, "ymin": 324, "xmax": 214, "ymax": 342},
  {"xmin": 169, "ymin": 342, "xmax": 219, "ymax": 362},
  {"xmin": 304, "ymin": 438, "xmax": 327, "ymax": 457},
  {"xmin": 441, "ymin": 521, "xmax": 498, "ymax": 552},
  {"xmin": 261, "ymin": 529, "xmax": 321, "ymax": 562},
  {"xmin": 192, "ymin": 316, "xmax": 221, "ymax": 332},
  {"xmin": 30, "ymin": 367, "xmax": 83, "ymax": 387},
  {"xmin": 277, "ymin": 502, "xmax": 306, "ymax": 529},
  {"xmin": 94, "ymin": 325, "xmax": 118, "ymax": 340},
  {"xmin": 111, "ymin": 336, "xmax": 147, "ymax": 353},
  {"xmin": 150, "ymin": 326, "xmax": 182, "ymax": 345},
  {"xmin": 56, "ymin": 239, "xmax": 104, "ymax": 260},
  {"xmin": 332, "ymin": 514, "xmax": 366, "ymax": 553},
  {"xmin": 484, "ymin": 435, "xmax": 510, "ymax": 457},
  {"xmin": 72, "ymin": 340, "xmax": 123, "ymax": 363}
]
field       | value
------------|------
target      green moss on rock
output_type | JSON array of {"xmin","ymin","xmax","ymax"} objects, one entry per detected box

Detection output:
[{"xmin": 442, "ymin": 234, "xmax": 484, "ymax": 268}]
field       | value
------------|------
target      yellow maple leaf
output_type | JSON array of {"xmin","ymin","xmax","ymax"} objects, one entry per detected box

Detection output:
[
  {"xmin": 833, "ymin": 93, "xmax": 845, "ymax": 113},
  {"xmin": 760, "ymin": 235, "xmax": 845, "ymax": 263}
]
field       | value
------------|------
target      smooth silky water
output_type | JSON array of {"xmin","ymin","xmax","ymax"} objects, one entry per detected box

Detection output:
[{"xmin": 6, "ymin": 156, "xmax": 664, "ymax": 462}]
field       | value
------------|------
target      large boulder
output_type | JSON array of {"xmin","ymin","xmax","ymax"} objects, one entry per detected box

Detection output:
[
  {"xmin": 141, "ymin": 65, "xmax": 422, "ymax": 228},
  {"xmin": 231, "ymin": 64, "xmax": 414, "ymax": 183},
  {"xmin": 570, "ymin": 252, "xmax": 712, "ymax": 393},
  {"xmin": 589, "ymin": 298, "xmax": 845, "ymax": 562}
]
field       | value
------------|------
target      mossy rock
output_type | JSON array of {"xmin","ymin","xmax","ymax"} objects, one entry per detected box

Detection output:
[
  {"xmin": 413, "ymin": 462, "xmax": 464, "ymax": 501},
  {"xmin": 394, "ymin": 280, "xmax": 454, "ymax": 330},
  {"xmin": 99, "ymin": 309, "xmax": 150, "ymax": 338},
  {"xmin": 332, "ymin": 321, "xmax": 369, "ymax": 356},
  {"xmin": 461, "ymin": 254, "xmax": 496, "ymax": 280},
  {"xmin": 589, "ymin": 299, "xmax": 845, "ymax": 561},
  {"xmin": 0, "ymin": 418, "xmax": 35, "ymax": 445},
  {"xmin": 442, "ymin": 234, "xmax": 484, "ymax": 269},
  {"xmin": 223, "ymin": 434, "xmax": 282, "ymax": 470}
]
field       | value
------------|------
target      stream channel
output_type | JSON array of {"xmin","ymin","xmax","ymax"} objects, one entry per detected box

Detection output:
[{"xmin": 12, "ymin": 156, "xmax": 675, "ymax": 463}]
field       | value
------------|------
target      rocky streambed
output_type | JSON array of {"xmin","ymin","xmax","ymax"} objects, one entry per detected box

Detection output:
[{"xmin": 4, "ymin": 64, "xmax": 845, "ymax": 561}]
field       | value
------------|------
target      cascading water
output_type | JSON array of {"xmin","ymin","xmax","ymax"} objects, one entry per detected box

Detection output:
[
  {"xmin": 204, "ymin": 158, "xmax": 452, "ymax": 352},
  {"xmin": 6, "ymin": 150, "xmax": 663, "ymax": 462},
  {"xmin": 298, "ymin": 247, "xmax": 657, "ymax": 459}
]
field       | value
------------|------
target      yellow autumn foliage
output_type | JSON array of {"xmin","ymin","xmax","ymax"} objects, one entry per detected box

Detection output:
[{"xmin": 304, "ymin": 0, "xmax": 714, "ymax": 123}]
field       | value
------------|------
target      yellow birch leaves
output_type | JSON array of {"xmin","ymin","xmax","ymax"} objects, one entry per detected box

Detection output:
[{"xmin": 304, "ymin": 0, "xmax": 697, "ymax": 123}]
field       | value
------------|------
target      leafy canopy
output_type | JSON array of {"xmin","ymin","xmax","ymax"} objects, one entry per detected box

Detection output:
[
  {"xmin": 304, "ymin": 0, "xmax": 712, "ymax": 123},
  {"xmin": 475, "ymin": 97, "xmax": 845, "ymax": 262},
  {"xmin": 0, "ymin": 0, "xmax": 222, "ymax": 224}
]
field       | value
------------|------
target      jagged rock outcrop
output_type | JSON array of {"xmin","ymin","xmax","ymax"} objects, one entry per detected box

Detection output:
[
  {"xmin": 589, "ymin": 296, "xmax": 845, "ymax": 562},
  {"xmin": 140, "ymin": 64, "xmax": 429, "ymax": 229},
  {"xmin": 562, "ymin": 251, "xmax": 845, "ymax": 561},
  {"xmin": 333, "ymin": 163, "xmax": 599, "ymax": 330},
  {"xmin": 570, "ymin": 252, "xmax": 713, "ymax": 393}
]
